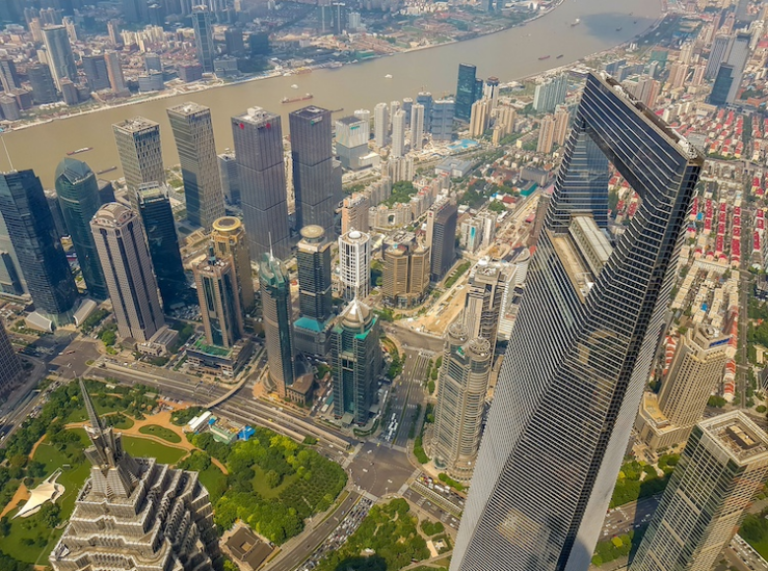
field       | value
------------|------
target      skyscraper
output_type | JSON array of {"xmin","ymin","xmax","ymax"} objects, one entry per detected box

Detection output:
[
  {"xmin": 553, "ymin": 107, "xmax": 571, "ymax": 146},
  {"xmin": 194, "ymin": 253, "xmax": 243, "ymax": 348},
  {"xmin": 431, "ymin": 99, "xmax": 455, "ymax": 142},
  {"xmin": 91, "ymin": 203, "xmax": 165, "ymax": 342},
  {"xmin": 338, "ymin": 229, "xmax": 371, "ymax": 301},
  {"xmin": 167, "ymin": 102, "xmax": 226, "ymax": 230},
  {"xmin": 374, "ymin": 102, "xmax": 389, "ymax": 148},
  {"xmin": 192, "ymin": 5, "xmax": 215, "ymax": 73},
  {"xmin": 294, "ymin": 225, "xmax": 334, "ymax": 355},
  {"xmin": 382, "ymin": 233, "xmax": 430, "ymax": 308},
  {"xmin": 211, "ymin": 216, "xmax": 254, "ymax": 312},
  {"xmin": 417, "ymin": 91, "xmax": 434, "ymax": 132},
  {"xmin": 463, "ymin": 258, "xmax": 509, "ymax": 351},
  {"xmin": 430, "ymin": 322, "xmax": 491, "ymax": 481},
  {"xmin": 260, "ymin": 252, "xmax": 295, "ymax": 397},
  {"xmin": 411, "ymin": 103, "xmax": 425, "ymax": 152},
  {"xmin": 331, "ymin": 299, "xmax": 381, "ymax": 425},
  {"xmin": 336, "ymin": 115, "xmax": 370, "ymax": 170},
  {"xmin": 27, "ymin": 63, "xmax": 57, "ymax": 104},
  {"xmin": 0, "ymin": 170, "xmax": 78, "ymax": 324},
  {"xmin": 469, "ymin": 98, "xmax": 491, "ymax": 139},
  {"xmin": 217, "ymin": 150, "xmax": 240, "ymax": 204},
  {"xmin": 113, "ymin": 117, "xmax": 164, "ymax": 206},
  {"xmin": 289, "ymin": 106, "xmax": 341, "ymax": 233},
  {"xmin": 427, "ymin": 199, "xmax": 457, "ymax": 282},
  {"xmin": 341, "ymin": 193, "xmax": 369, "ymax": 234},
  {"xmin": 136, "ymin": 183, "xmax": 187, "ymax": 309},
  {"xmin": 42, "ymin": 25, "xmax": 77, "ymax": 90},
  {"xmin": 533, "ymin": 74, "xmax": 569, "ymax": 113},
  {"xmin": 50, "ymin": 381, "xmax": 219, "ymax": 571},
  {"xmin": 105, "ymin": 51, "xmax": 127, "ymax": 94},
  {"xmin": 705, "ymin": 34, "xmax": 731, "ymax": 79},
  {"xmin": 635, "ymin": 325, "xmax": 729, "ymax": 450},
  {"xmin": 537, "ymin": 114, "xmax": 555, "ymax": 154},
  {"xmin": 630, "ymin": 412, "xmax": 768, "ymax": 571},
  {"xmin": 709, "ymin": 32, "xmax": 751, "ymax": 105},
  {"xmin": 81, "ymin": 54, "xmax": 110, "ymax": 92},
  {"xmin": 451, "ymin": 72, "xmax": 703, "ymax": 571},
  {"xmin": 232, "ymin": 107, "xmax": 291, "ymax": 261},
  {"xmin": 0, "ymin": 318, "xmax": 23, "ymax": 398},
  {"xmin": 391, "ymin": 109, "xmax": 406, "ymax": 158},
  {"xmin": 455, "ymin": 63, "xmax": 478, "ymax": 122},
  {"xmin": 54, "ymin": 158, "xmax": 109, "ymax": 301},
  {"xmin": 0, "ymin": 58, "xmax": 19, "ymax": 93}
]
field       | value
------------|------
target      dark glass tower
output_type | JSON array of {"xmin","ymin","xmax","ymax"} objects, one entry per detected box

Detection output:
[
  {"xmin": 427, "ymin": 200, "xmax": 457, "ymax": 282},
  {"xmin": 137, "ymin": 183, "xmax": 187, "ymax": 308},
  {"xmin": 112, "ymin": 117, "xmax": 164, "ymax": 207},
  {"xmin": 0, "ymin": 170, "xmax": 78, "ymax": 323},
  {"xmin": 451, "ymin": 72, "xmax": 704, "ymax": 571},
  {"xmin": 54, "ymin": 158, "xmax": 109, "ymax": 301},
  {"xmin": 232, "ymin": 107, "xmax": 291, "ymax": 261},
  {"xmin": 82, "ymin": 54, "xmax": 110, "ymax": 92},
  {"xmin": 260, "ymin": 252, "xmax": 295, "ymax": 397},
  {"xmin": 294, "ymin": 225, "xmax": 334, "ymax": 356},
  {"xmin": 289, "ymin": 106, "xmax": 341, "ymax": 234},
  {"xmin": 455, "ymin": 63, "xmax": 478, "ymax": 122},
  {"xmin": 28, "ymin": 63, "xmax": 57, "ymax": 105},
  {"xmin": 0, "ymin": 318, "xmax": 23, "ymax": 398},
  {"xmin": 192, "ymin": 6, "xmax": 215, "ymax": 73},
  {"xmin": 330, "ymin": 299, "xmax": 381, "ymax": 425}
]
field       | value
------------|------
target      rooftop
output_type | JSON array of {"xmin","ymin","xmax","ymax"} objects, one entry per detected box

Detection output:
[
  {"xmin": 291, "ymin": 106, "xmax": 329, "ymax": 120},
  {"xmin": 234, "ymin": 107, "xmax": 279, "ymax": 126},
  {"xmin": 113, "ymin": 116, "xmax": 159, "ymax": 133},
  {"xmin": 703, "ymin": 411, "xmax": 768, "ymax": 465},
  {"xmin": 168, "ymin": 101, "xmax": 210, "ymax": 116},
  {"xmin": 338, "ymin": 115, "xmax": 365, "ymax": 126}
]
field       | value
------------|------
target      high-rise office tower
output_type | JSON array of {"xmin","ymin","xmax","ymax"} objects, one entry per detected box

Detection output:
[
  {"xmin": 635, "ymin": 325, "xmax": 729, "ymax": 450},
  {"xmin": 260, "ymin": 252, "xmax": 295, "ymax": 397},
  {"xmin": 42, "ymin": 25, "xmax": 77, "ymax": 90},
  {"xmin": 709, "ymin": 32, "xmax": 751, "ymax": 105},
  {"xmin": 431, "ymin": 322, "xmax": 492, "ymax": 481},
  {"xmin": 91, "ymin": 203, "xmax": 164, "ymax": 342},
  {"xmin": 391, "ymin": 109, "xmax": 406, "ymax": 158},
  {"xmin": 289, "ymin": 105, "xmax": 341, "ymax": 233},
  {"xmin": 0, "ymin": 58, "xmax": 19, "ymax": 93},
  {"xmin": 431, "ymin": 99, "xmax": 455, "ymax": 142},
  {"xmin": 341, "ymin": 193, "xmax": 369, "ymax": 234},
  {"xmin": 330, "ymin": 298, "xmax": 381, "ymax": 425},
  {"xmin": 194, "ymin": 253, "xmax": 243, "ymax": 348},
  {"xmin": 382, "ymin": 234, "xmax": 430, "ymax": 308},
  {"xmin": 630, "ymin": 412, "xmax": 768, "ymax": 571},
  {"xmin": 417, "ymin": 92, "xmax": 434, "ymax": 132},
  {"xmin": 294, "ymin": 225, "xmax": 334, "ymax": 355},
  {"xmin": 0, "ymin": 170, "xmax": 78, "ymax": 324},
  {"xmin": 81, "ymin": 54, "xmax": 110, "ymax": 92},
  {"xmin": 136, "ymin": 183, "xmax": 187, "ymax": 309},
  {"xmin": 113, "ymin": 117, "xmax": 164, "ymax": 206},
  {"xmin": 533, "ymin": 74, "xmax": 569, "ymax": 113},
  {"xmin": 54, "ymin": 159, "xmax": 109, "ymax": 301},
  {"xmin": 463, "ymin": 258, "xmax": 509, "ymax": 351},
  {"xmin": 336, "ymin": 115, "xmax": 370, "ymax": 170},
  {"xmin": 105, "ymin": 51, "xmax": 127, "ymax": 94},
  {"xmin": 537, "ymin": 114, "xmax": 555, "ymax": 153},
  {"xmin": 217, "ymin": 150, "xmax": 240, "ymax": 204},
  {"xmin": 411, "ymin": 103, "xmax": 425, "ymax": 152},
  {"xmin": 338, "ymin": 229, "xmax": 371, "ymax": 301},
  {"xmin": 706, "ymin": 34, "xmax": 731, "ymax": 79},
  {"xmin": 27, "ymin": 63, "xmax": 57, "ymax": 104},
  {"xmin": 50, "ymin": 381, "xmax": 219, "ymax": 571},
  {"xmin": 455, "ymin": 63, "xmax": 478, "ymax": 122},
  {"xmin": 192, "ymin": 5, "xmax": 215, "ymax": 73},
  {"xmin": 0, "ymin": 318, "xmax": 22, "ymax": 398},
  {"xmin": 211, "ymin": 216, "xmax": 254, "ymax": 312},
  {"xmin": 232, "ymin": 107, "xmax": 291, "ymax": 261},
  {"xmin": 374, "ymin": 102, "xmax": 389, "ymax": 148},
  {"xmin": 451, "ymin": 72, "xmax": 703, "ymax": 571},
  {"xmin": 402, "ymin": 97, "xmax": 414, "ymax": 124},
  {"xmin": 427, "ymin": 200, "xmax": 457, "ymax": 282},
  {"xmin": 167, "ymin": 102, "xmax": 226, "ymax": 230}
]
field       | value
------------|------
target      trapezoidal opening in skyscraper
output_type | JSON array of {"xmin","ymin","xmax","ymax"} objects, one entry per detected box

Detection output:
[{"xmin": 451, "ymin": 72, "xmax": 703, "ymax": 571}]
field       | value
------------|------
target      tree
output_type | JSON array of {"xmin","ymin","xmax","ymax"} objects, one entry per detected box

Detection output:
[{"xmin": 488, "ymin": 201, "xmax": 506, "ymax": 213}]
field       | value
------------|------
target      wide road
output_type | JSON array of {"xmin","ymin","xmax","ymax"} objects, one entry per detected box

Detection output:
[
  {"xmin": 599, "ymin": 495, "xmax": 662, "ymax": 540},
  {"xmin": 348, "ymin": 441, "xmax": 416, "ymax": 498},
  {"xmin": 394, "ymin": 352, "xmax": 431, "ymax": 449}
]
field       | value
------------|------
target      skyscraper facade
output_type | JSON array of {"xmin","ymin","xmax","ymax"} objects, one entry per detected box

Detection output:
[
  {"xmin": 54, "ymin": 158, "xmax": 109, "ymax": 301},
  {"xmin": 0, "ymin": 58, "xmax": 19, "ymax": 93},
  {"xmin": 27, "ymin": 63, "xmax": 57, "ymax": 104},
  {"xmin": 232, "ymin": 107, "xmax": 291, "ymax": 261},
  {"xmin": 374, "ymin": 102, "xmax": 389, "ymax": 148},
  {"xmin": 705, "ymin": 34, "xmax": 731, "ymax": 79},
  {"xmin": 533, "ymin": 74, "xmax": 569, "ymax": 113},
  {"xmin": 427, "ymin": 200, "xmax": 457, "ymax": 282},
  {"xmin": 167, "ymin": 102, "xmax": 226, "ymax": 230},
  {"xmin": 709, "ymin": 32, "xmax": 751, "ymax": 105},
  {"xmin": 294, "ymin": 225, "xmax": 334, "ymax": 356},
  {"xmin": 455, "ymin": 63, "xmax": 478, "ymax": 122},
  {"xmin": 50, "ymin": 382, "xmax": 219, "ymax": 571},
  {"xmin": 0, "ymin": 170, "xmax": 78, "ymax": 324},
  {"xmin": 217, "ymin": 150, "xmax": 240, "ymax": 204},
  {"xmin": 0, "ymin": 318, "xmax": 23, "ymax": 398},
  {"xmin": 391, "ymin": 109, "xmax": 406, "ymax": 158},
  {"xmin": 463, "ymin": 258, "xmax": 509, "ymax": 351},
  {"xmin": 338, "ymin": 229, "xmax": 371, "ymax": 301},
  {"xmin": 451, "ymin": 72, "xmax": 703, "ymax": 571},
  {"xmin": 194, "ymin": 254, "xmax": 243, "ymax": 349},
  {"xmin": 105, "ymin": 51, "xmax": 127, "ymax": 94},
  {"xmin": 331, "ymin": 299, "xmax": 381, "ymax": 425},
  {"xmin": 431, "ymin": 322, "xmax": 492, "ymax": 481},
  {"xmin": 411, "ymin": 103, "xmax": 425, "ymax": 152},
  {"xmin": 417, "ymin": 92, "xmax": 434, "ymax": 133},
  {"xmin": 211, "ymin": 216, "xmax": 254, "ymax": 312},
  {"xmin": 81, "ymin": 54, "xmax": 110, "ymax": 92},
  {"xmin": 341, "ymin": 193, "xmax": 369, "ymax": 234},
  {"xmin": 192, "ymin": 5, "xmax": 215, "ymax": 73},
  {"xmin": 431, "ymin": 99, "xmax": 455, "ymax": 142},
  {"xmin": 42, "ymin": 25, "xmax": 77, "ymax": 90},
  {"xmin": 136, "ymin": 183, "xmax": 188, "ymax": 308},
  {"xmin": 382, "ymin": 233, "xmax": 430, "ymax": 308},
  {"xmin": 113, "ymin": 117, "xmax": 165, "ymax": 205},
  {"xmin": 91, "ymin": 203, "xmax": 165, "ymax": 342},
  {"xmin": 336, "ymin": 115, "xmax": 370, "ymax": 171},
  {"xmin": 260, "ymin": 253, "xmax": 295, "ymax": 397},
  {"xmin": 289, "ymin": 106, "xmax": 341, "ymax": 233},
  {"xmin": 630, "ymin": 412, "xmax": 768, "ymax": 571}
]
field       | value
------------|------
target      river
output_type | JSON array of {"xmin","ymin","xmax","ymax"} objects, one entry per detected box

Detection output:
[{"xmin": 5, "ymin": 0, "xmax": 662, "ymax": 187}]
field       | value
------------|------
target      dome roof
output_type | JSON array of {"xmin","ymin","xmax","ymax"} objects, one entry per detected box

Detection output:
[{"xmin": 342, "ymin": 298, "xmax": 371, "ymax": 329}]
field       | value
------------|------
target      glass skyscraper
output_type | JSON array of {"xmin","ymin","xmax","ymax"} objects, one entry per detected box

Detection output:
[
  {"xmin": 260, "ymin": 252, "xmax": 295, "ymax": 397},
  {"xmin": 192, "ymin": 6, "xmax": 215, "ymax": 73},
  {"xmin": 42, "ymin": 25, "xmax": 77, "ymax": 90},
  {"xmin": 112, "ymin": 117, "xmax": 165, "ymax": 207},
  {"xmin": 0, "ymin": 170, "xmax": 78, "ymax": 324},
  {"xmin": 451, "ymin": 72, "xmax": 704, "ymax": 571},
  {"xmin": 137, "ymin": 183, "xmax": 187, "ymax": 308},
  {"xmin": 455, "ymin": 63, "xmax": 478, "ymax": 122}
]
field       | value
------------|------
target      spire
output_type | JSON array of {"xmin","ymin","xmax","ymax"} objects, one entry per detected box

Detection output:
[
  {"xmin": 268, "ymin": 231, "xmax": 274, "ymax": 260},
  {"xmin": 80, "ymin": 379, "xmax": 104, "ymax": 435}
]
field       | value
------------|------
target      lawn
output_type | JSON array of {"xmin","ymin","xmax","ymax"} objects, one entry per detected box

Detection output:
[
  {"xmin": 198, "ymin": 464, "xmax": 228, "ymax": 504},
  {"xmin": 65, "ymin": 396, "xmax": 128, "ymax": 423},
  {"xmin": 121, "ymin": 436, "xmax": 187, "ymax": 465},
  {"xmin": 138, "ymin": 424, "xmax": 182, "ymax": 444},
  {"xmin": 252, "ymin": 465, "xmax": 297, "ymax": 499}
]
